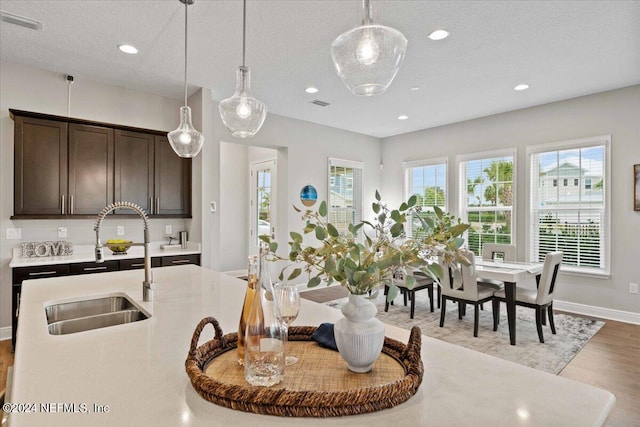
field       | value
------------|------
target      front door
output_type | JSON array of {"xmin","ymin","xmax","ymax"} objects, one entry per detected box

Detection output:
[{"xmin": 249, "ymin": 159, "xmax": 276, "ymax": 255}]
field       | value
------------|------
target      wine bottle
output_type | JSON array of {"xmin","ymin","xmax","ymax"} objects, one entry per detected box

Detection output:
[
  {"xmin": 237, "ymin": 255, "xmax": 258, "ymax": 365},
  {"xmin": 244, "ymin": 242, "xmax": 285, "ymax": 386}
]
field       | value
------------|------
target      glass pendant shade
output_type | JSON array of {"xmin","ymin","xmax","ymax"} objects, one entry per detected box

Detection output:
[
  {"xmin": 168, "ymin": 106, "xmax": 204, "ymax": 158},
  {"xmin": 219, "ymin": 66, "xmax": 267, "ymax": 138},
  {"xmin": 331, "ymin": 24, "xmax": 407, "ymax": 96}
]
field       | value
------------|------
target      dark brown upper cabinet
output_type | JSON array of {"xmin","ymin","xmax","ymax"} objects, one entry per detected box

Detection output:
[
  {"xmin": 154, "ymin": 135, "xmax": 191, "ymax": 215},
  {"xmin": 11, "ymin": 109, "xmax": 191, "ymax": 219},
  {"xmin": 14, "ymin": 116, "xmax": 68, "ymax": 215}
]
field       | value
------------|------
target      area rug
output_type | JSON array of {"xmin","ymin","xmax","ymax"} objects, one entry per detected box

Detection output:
[{"xmin": 326, "ymin": 292, "xmax": 604, "ymax": 374}]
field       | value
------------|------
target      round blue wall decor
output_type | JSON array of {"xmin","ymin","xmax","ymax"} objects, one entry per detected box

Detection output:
[{"xmin": 300, "ymin": 185, "xmax": 318, "ymax": 207}]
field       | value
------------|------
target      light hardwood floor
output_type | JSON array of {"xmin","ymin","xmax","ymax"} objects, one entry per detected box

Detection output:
[{"xmin": 1, "ymin": 290, "xmax": 638, "ymax": 425}]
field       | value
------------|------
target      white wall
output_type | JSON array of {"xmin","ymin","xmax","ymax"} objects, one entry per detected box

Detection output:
[
  {"xmin": 0, "ymin": 61, "xmax": 188, "ymax": 330},
  {"xmin": 381, "ymin": 85, "xmax": 640, "ymax": 314}
]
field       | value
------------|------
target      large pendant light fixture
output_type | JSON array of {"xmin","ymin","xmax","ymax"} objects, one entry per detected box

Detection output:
[
  {"xmin": 168, "ymin": 0, "xmax": 204, "ymax": 158},
  {"xmin": 331, "ymin": 0, "xmax": 407, "ymax": 96},
  {"xmin": 218, "ymin": 0, "xmax": 267, "ymax": 138}
]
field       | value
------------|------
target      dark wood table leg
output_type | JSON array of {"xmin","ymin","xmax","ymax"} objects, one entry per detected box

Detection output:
[{"xmin": 505, "ymin": 281, "xmax": 516, "ymax": 345}]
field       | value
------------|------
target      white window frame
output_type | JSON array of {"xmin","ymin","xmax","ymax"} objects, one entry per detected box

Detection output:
[
  {"xmin": 403, "ymin": 157, "xmax": 448, "ymax": 237},
  {"xmin": 456, "ymin": 148, "xmax": 517, "ymax": 253},
  {"xmin": 526, "ymin": 135, "xmax": 611, "ymax": 277},
  {"xmin": 328, "ymin": 158, "xmax": 364, "ymax": 239}
]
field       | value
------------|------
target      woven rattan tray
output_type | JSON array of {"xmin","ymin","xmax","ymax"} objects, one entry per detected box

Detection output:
[{"xmin": 185, "ymin": 317, "xmax": 423, "ymax": 417}]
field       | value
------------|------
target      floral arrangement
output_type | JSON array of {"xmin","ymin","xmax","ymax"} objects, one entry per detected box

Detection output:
[{"xmin": 261, "ymin": 191, "xmax": 470, "ymax": 300}]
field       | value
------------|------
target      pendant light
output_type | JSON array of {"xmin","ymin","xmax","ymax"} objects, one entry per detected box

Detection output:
[
  {"xmin": 330, "ymin": 0, "xmax": 407, "ymax": 96},
  {"xmin": 168, "ymin": 0, "xmax": 204, "ymax": 158},
  {"xmin": 218, "ymin": 0, "xmax": 267, "ymax": 138}
]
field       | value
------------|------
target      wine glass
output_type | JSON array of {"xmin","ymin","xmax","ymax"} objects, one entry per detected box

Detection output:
[{"xmin": 274, "ymin": 283, "xmax": 301, "ymax": 366}]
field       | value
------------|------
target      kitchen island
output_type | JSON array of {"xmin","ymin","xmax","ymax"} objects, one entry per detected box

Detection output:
[{"xmin": 6, "ymin": 265, "xmax": 614, "ymax": 426}]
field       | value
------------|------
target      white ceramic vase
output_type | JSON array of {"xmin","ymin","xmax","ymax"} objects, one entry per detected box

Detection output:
[{"xmin": 334, "ymin": 293, "xmax": 385, "ymax": 373}]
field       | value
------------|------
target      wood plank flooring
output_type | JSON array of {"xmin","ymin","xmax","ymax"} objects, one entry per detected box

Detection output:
[{"xmin": 1, "ymin": 288, "xmax": 637, "ymax": 425}]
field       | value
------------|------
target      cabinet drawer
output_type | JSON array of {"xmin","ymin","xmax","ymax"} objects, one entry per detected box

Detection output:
[
  {"xmin": 13, "ymin": 264, "xmax": 70, "ymax": 285},
  {"xmin": 120, "ymin": 257, "xmax": 162, "ymax": 270},
  {"xmin": 69, "ymin": 260, "xmax": 119, "ymax": 275},
  {"xmin": 161, "ymin": 254, "xmax": 200, "ymax": 267}
]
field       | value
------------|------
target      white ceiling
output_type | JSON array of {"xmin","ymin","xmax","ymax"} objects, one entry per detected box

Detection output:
[{"xmin": 1, "ymin": 0, "xmax": 639, "ymax": 138}]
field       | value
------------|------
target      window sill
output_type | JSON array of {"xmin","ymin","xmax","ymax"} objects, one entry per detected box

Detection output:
[{"xmin": 560, "ymin": 268, "xmax": 610, "ymax": 280}]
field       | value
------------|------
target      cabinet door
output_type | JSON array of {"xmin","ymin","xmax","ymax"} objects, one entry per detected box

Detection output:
[
  {"xmin": 154, "ymin": 135, "xmax": 191, "ymax": 216},
  {"xmin": 14, "ymin": 116, "xmax": 68, "ymax": 215},
  {"xmin": 161, "ymin": 254, "xmax": 201, "ymax": 266},
  {"xmin": 114, "ymin": 130, "xmax": 154, "ymax": 215},
  {"xmin": 68, "ymin": 124, "xmax": 114, "ymax": 215}
]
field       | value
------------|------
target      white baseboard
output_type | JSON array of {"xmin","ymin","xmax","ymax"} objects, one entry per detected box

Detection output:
[
  {"xmin": 0, "ymin": 326, "xmax": 11, "ymax": 341},
  {"xmin": 554, "ymin": 300, "xmax": 640, "ymax": 325}
]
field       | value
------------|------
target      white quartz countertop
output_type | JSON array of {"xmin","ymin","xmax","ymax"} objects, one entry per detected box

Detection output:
[
  {"xmin": 9, "ymin": 242, "xmax": 201, "ymax": 268},
  {"xmin": 7, "ymin": 265, "xmax": 615, "ymax": 426}
]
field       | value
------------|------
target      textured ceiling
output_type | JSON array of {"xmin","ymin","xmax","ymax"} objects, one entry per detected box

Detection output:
[{"xmin": 1, "ymin": 0, "xmax": 639, "ymax": 138}]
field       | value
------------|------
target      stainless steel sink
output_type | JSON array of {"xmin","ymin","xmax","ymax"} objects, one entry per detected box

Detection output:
[
  {"xmin": 45, "ymin": 296, "xmax": 138, "ymax": 323},
  {"xmin": 45, "ymin": 295, "xmax": 149, "ymax": 335},
  {"xmin": 48, "ymin": 310, "xmax": 148, "ymax": 335}
]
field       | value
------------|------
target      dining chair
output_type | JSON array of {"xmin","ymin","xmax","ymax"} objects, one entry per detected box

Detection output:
[
  {"xmin": 438, "ymin": 250, "xmax": 497, "ymax": 337},
  {"xmin": 492, "ymin": 251, "xmax": 563, "ymax": 343},
  {"xmin": 479, "ymin": 243, "xmax": 517, "ymax": 290},
  {"xmin": 384, "ymin": 269, "xmax": 434, "ymax": 319}
]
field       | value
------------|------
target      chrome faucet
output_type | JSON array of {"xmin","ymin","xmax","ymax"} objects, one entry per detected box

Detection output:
[{"xmin": 94, "ymin": 202, "xmax": 155, "ymax": 302}]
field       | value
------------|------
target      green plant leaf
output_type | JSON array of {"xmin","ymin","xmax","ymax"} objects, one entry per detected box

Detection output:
[
  {"xmin": 278, "ymin": 270, "xmax": 285, "ymax": 281},
  {"xmin": 290, "ymin": 231, "xmax": 303, "ymax": 243},
  {"xmin": 375, "ymin": 190, "xmax": 381, "ymax": 201},
  {"xmin": 293, "ymin": 205, "xmax": 301, "ymax": 213},
  {"xmin": 325, "ymin": 256, "xmax": 336, "ymax": 274},
  {"xmin": 449, "ymin": 223, "xmax": 470, "ymax": 237},
  {"xmin": 372, "ymin": 202, "xmax": 380, "ymax": 214},
  {"xmin": 386, "ymin": 284, "xmax": 398, "ymax": 302},
  {"xmin": 428, "ymin": 263, "xmax": 444, "ymax": 281},
  {"xmin": 399, "ymin": 202, "xmax": 408, "ymax": 212},
  {"xmin": 287, "ymin": 268, "xmax": 302, "ymax": 281},
  {"xmin": 433, "ymin": 205, "xmax": 444, "ymax": 219},
  {"xmin": 390, "ymin": 222, "xmax": 404, "ymax": 237},
  {"xmin": 318, "ymin": 201, "xmax": 327, "ymax": 217},
  {"xmin": 353, "ymin": 271, "xmax": 366, "ymax": 283},
  {"xmin": 308, "ymin": 276, "xmax": 322, "ymax": 288},
  {"xmin": 269, "ymin": 242, "xmax": 278, "ymax": 253},
  {"xmin": 303, "ymin": 223, "xmax": 316, "ymax": 233},
  {"xmin": 327, "ymin": 223, "xmax": 339, "ymax": 237},
  {"xmin": 407, "ymin": 195, "xmax": 417, "ymax": 207},
  {"xmin": 353, "ymin": 223, "xmax": 364, "ymax": 233},
  {"xmin": 405, "ymin": 274, "xmax": 416, "ymax": 290},
  {"xmin": 315, "ymin": 226, "xmax": 326, "ymax": 240},
  {"xmin": 390, "ymin": 210, "xmax": 400, "ymax": 221},
  {"xmin": 258, "ymin": 235, "xmax": 270, "ymax": 243}
]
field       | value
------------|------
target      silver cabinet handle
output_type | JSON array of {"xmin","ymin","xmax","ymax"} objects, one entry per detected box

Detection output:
[
  {"xmin": 70, "ymin": 195, "xmax": 74, "ymax": 214},
  {"xmin": 130, "ymin": 263, "xmax": 145, "ymax": 267},
  {"xmin": 61, "ymin": 195, "xmax": 65, "ymax": 215},
  {"xmin": 149, "ymin": 197, "xmax": 153, "ymax": 215},
  {"xmin": 156, "ymin": 197, "xmax": 160, "ymax": 215},
  {"xmin": 83, "ymin": 266, "xmax": 108, "ymax": 271},
  {"xmin": 172, "ymin": 259, "xmax": 191, "ymax": 264},
  {"xmin": 28, "ymin": 270, "xmax": 58, "ymax": 276}
]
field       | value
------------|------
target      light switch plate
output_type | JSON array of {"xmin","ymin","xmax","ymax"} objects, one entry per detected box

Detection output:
[
  {"xmin": 165, "ymin": 225, "xmax": 172, "ymax": 235},
  {"xmin": 210, "ymin": 201, "xmax": 217, "ymax": 213},
  {"xmin": 630, "ymin": 283, "xmax": 639, "ymax": 294},
  {"xmin": 6, "ymin": 228, "xmax": 22, "ymax": 239},
  {"xmin": 117, "ymin": 226, "xmax": 125, "ymax": 236},
  {"xmin": 58, "ymin": 227, "xmax": 67, "ymax": 238}
]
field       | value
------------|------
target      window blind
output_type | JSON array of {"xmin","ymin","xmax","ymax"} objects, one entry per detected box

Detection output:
[
  {"xmin": 404, "ymin": 159, "xmax": 447, "ymax": 238},
  {"xmin": 328, "ymin": 158, "xmax": 364, "ymax": 239}
]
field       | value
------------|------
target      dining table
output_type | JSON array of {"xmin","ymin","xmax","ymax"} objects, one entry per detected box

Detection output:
[{"xmin": 474, "ymin": 258, "xmax": 544, "ymax": 345}]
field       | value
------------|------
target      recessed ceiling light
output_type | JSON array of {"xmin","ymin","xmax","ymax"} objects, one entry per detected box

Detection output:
[
  {"xmin": 398, "ymin": 115, "xmax": 408, "ymax": 120},
  {"xmin": 305, "ymin": 87, "xmax": 319, "ymax": 94},
  {"xmin": 514, "ymin": 84, "xmax": 530, "ymax": 91},
  {"xmin": 427, "ymin": 30, "xmax": 449, "ymax": 41},
  {"xmin": 410, "ymin": 86, "xmax": 421, "ymax": 92},
  {"xmin": 118, "ymin": 44, "xmax": 138, "ymax": 54}
]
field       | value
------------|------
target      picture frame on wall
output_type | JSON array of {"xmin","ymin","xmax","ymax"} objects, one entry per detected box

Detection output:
[{"xmin": 635, "ymin": 164, "xmax": 640, "ymax": 211}]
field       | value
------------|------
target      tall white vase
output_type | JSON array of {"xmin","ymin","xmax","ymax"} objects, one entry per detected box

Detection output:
[{"xmin": 334, "ymin": 293, "xmax": 385, "ymax": 373}]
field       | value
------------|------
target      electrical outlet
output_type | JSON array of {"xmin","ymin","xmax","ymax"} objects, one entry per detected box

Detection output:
[
  {"xmin": 210, "ymin": 201, "xmax": 217, "ymax": 213},
  {"xmin": 58, "ymin": 227, "xmax": 67, "ymax": 238},
  {"xmin": 6, "ymin": 228, "xmax": 22, "ymax": 239},
  {"xmin": 630, "ymin": 283, "xmax": 639, "ymax": 294},
  {"xmin": 117, "ymin": 226, "xmax": 125, "ymax": 236},
  {"xmin": 165, "ymin": 225, "xmax": 172, "ymax": 235}
]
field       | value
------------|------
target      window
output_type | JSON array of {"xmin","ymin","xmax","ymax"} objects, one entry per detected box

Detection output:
[
  {"xmin": 553, "ymin": 179, "xmax": 558, "ymax": 187},
  {"xmin": 563, "ymin": 178, "xmax": 568, "ymax": 186},
  {"xmin": 528, "ymin": 135, "xmax": 610, "ymax": 276},
  {"xmin": 328, "ymin": 158, "xmax": 363, "ymax": 238},
  {"xmin": 574, "ymin": 178, "xmax": 579, "ymax": 186},
  {"xmin": 458, "ymin": 150, "xmax": 515, "ymax": 256},
  {"xmin": 404, "ymin": 158, "xmax": 447, "ymax": 238}
]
